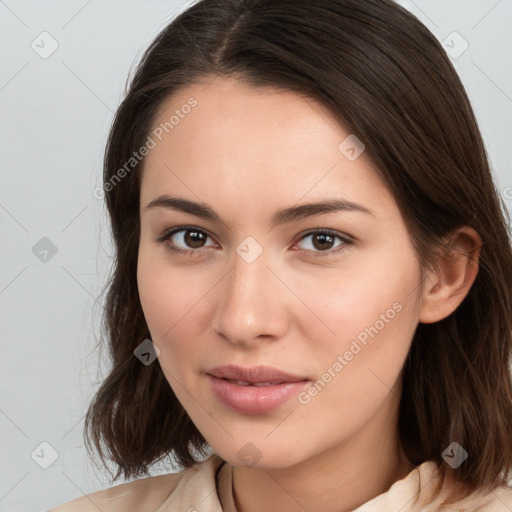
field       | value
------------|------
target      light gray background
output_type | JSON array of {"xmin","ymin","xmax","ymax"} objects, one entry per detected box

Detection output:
[{"xmin": 1, "ymin": 1, "xmax": 511, "ymax": 511}]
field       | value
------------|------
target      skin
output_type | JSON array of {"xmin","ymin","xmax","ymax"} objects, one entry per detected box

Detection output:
[{"xmin": 137, "ymin": 76, "xmax": 481, "ymax": 512}]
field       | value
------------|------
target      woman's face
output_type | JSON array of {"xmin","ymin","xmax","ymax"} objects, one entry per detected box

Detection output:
[{"xmin": 137, "ymin": 76, "xmax": 425, "ymax": 469}]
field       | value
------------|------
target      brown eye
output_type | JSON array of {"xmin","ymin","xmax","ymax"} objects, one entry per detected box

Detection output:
[
  {"xmin": 311, "ymin": 233, "xmax": 336, "ymax": 251},
  {"xmin": 155, "ymin": 227, "xmax": 217, "ymax": 255},
  {"xmin": 183, "ymin": 229, "xmax": 207, "ymax": 248},
  {"xmin": 297, "ymin": 230, "xmax": 342, "ymax": 252},
  {"xmin": 294, "ymin": 229, "xmax": 353, "ymax": 258}
]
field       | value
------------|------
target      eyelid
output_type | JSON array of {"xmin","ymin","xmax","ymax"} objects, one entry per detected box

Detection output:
[
  {"xmin": 291, "ymin": 228, "xmax": 353, "ymax": 257},
  {"xmin": 293, "ymin": 227, "xmax": 354, "ymax": 244},
  {"xmin": 154, "ymin": 226, "xmax": 218, "ymax": 248}
]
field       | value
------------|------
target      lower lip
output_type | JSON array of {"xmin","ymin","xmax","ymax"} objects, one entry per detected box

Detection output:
[{"xmin": 207, "ymin": 375, "xmax": 310, "ymax": 415}]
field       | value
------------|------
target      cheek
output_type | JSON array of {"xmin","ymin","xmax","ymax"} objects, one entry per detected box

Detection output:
[
  {"xmin": 298, "ymin": 296, "xmax": 417, "ymax": 428},
  {"xmin": 137, "ymin": 259, "xmax": 170, "ymax": 337},
  {"xmin": 136, "ymin": 248, "xmax": 214, "ymax": 370},
  {"xmin": 300, "ymin": 249, "xmax": 421, "ymax": 368},
  {"xmin": 137, "ymin": 245, "xmax": 196, "ymax": 334}
]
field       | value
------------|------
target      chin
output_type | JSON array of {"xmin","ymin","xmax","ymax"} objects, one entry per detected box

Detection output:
[{"xmin": 212, "ymin": 440, "xmax": 308, "ymax": 470}]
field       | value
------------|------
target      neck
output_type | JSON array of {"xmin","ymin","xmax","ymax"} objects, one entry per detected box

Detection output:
[{"xmin": 230, "ymin": 390, "xmax": 413, "ymax": 512}]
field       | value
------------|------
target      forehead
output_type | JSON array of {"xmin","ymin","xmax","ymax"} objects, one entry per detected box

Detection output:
[
  {"xmin": 139, "ymin": 77, "xmax": 393, "ymax": 220},
  {"xmin": 147, "ymin": 77, "xmax": 345, "ymax": 155}
]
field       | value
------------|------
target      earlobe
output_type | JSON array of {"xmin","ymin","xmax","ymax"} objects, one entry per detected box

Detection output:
[{"xmin": 418, "ymin": 227, "xmax": 482, "ymax": 324}]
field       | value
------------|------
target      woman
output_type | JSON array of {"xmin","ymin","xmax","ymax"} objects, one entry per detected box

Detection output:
[{"xmin": 50, "ymin": 0, "xmax": 512, "ymax": 510}]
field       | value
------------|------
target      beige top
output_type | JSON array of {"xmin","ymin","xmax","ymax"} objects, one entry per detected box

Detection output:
[{"xmin": 48, "ymin": 454, "xmax": 512, "ymax": 512}]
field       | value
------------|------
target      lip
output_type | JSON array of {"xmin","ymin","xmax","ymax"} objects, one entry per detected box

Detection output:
[
  {"xmin": 206, "ymin": 364, "xmax": 307, "ymax": 383},
  {"xmin": 206, "ymin": 365, "xmax": 310, "ymax": 415}
]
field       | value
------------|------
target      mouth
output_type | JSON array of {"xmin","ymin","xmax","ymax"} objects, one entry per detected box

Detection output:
[
  {"xmin": 205, "ymin": 365, "xmax": 310, "ymax": 415},
  {"xmin": 221, "ymin": 379, "xmax": 289, "ymax": 386},
  {"xmin": 206, "ymin": 364, "xmax": 308, "ymax": 384}
]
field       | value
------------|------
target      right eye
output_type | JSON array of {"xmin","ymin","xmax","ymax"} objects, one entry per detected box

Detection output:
[{"xmin": 155, "ymin": 226, "xmax": 218, "ymax": 256}]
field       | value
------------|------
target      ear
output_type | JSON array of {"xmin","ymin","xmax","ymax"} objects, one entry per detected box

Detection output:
[{"xmin": 418, "ymin": 226, "xmax": 482, "ymax": 324}]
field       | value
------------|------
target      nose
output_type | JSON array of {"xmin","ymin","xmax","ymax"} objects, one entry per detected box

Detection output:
[{"xmin": 212, "ymin": 246, "xmax": 290, "ymax": 348}]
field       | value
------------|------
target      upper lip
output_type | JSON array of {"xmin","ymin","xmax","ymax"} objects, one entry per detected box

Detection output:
[{"xmin": 207, "ymin": 364, "xmax": 308, "ymax": 383}]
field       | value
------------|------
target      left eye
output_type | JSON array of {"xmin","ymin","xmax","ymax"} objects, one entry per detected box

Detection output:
[{"xmin": 295, "ymin": 230, "xmax": 346, "ymax": 253}]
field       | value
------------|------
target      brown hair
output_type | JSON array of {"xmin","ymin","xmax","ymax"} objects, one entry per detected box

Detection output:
[{"xmin": 84, "ymin": 0, "xmax": 512, "ymax": 506}]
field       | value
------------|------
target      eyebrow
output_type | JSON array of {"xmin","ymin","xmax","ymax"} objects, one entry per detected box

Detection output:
[{"xmin": 145, "ymin": 195, "xmax": 375, "ymax": 227}]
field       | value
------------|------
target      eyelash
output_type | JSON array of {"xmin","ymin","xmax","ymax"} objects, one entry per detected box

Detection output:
[{"xmin": 154, "ymin": 226, "xmax": 354, "ymax": 259}]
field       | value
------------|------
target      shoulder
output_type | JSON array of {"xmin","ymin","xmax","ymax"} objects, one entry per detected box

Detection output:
[
  {"xmin": 47, "ymin": 454, "xmax": 225, "ymax": 512},
  {"xmin": 47, "ymin": 473, "xmax": 181, "ymax": 512},
  {"xmin": 436, "ymin": 484, "xmax": 512, "ymax": 512},
  {"xmin": 469, "ymin": 484, "xmax": 512, "ymax": 512},
  {"xmin": 361, "ymin": 460, "xmax": 512, "ymax": 512},
  {"xmin": 414, "ymin": 462, "xmax": 512, "ymax": 512}
]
